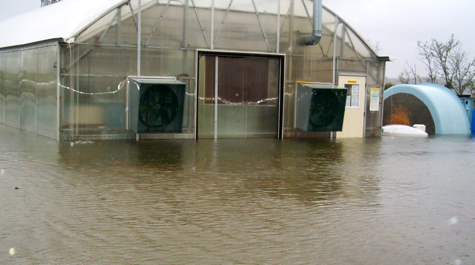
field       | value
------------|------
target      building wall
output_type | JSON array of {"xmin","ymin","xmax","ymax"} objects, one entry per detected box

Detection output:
[
  {"xmin": 2, "ymin": 0, "xmax": 385, "ymax": 140},
  {"xmin": 0, "ymin": 42, "xmax": 59, "ymax": 139}
]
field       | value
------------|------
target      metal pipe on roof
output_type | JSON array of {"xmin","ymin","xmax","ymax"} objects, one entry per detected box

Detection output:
[{"xmin": 303, "ymin": 0, "xmax": 322, "ymax": 46}]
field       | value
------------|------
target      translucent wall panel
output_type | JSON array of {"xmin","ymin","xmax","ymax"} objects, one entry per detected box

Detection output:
[
  {"xmin": 365, "ymin": 61, "xmax": 385, "ymax": 137},
  {"xmin": 283, "ymin": 82, "xmax": 295, "ymax": 130},
  {"xmin": 0, "ymin": 53, "xmax": 5, "ymax": 124},
  {"xmin": 5, "ymin": 51, "xmax": 21, "ymax": 128},
  {"xmin": 0, "ymin": 43, "xmax": 58, "ymax": 139},
  {"xmin": 20, "ymin": 49, "xmax": 38, "ymax": 133},
  {"xmin": 141, "ymin": 4, "xmax": 185, "ymax": 48},
  {"xmin": 75, "ymin": 3, "xmax": 139, "ymax": 45},
  {"xmin": 178, "ymin": 75, "xmax": 196, "ymax": 134},
  {"xmin": 213, "ymin": 1, "xmax": 278, "ymax": 52},
  {"xmin": 37, "ymin": 45, "xmax": 58, "ymax": 139},
  {"xmin": 60, "ymin": 75, "xmax": 127, "ymax": 136},
  {"xmin": 197, "ymin": 55, "xmax": 215, "ymax": 138},
  {"xmin": 141, "ymin": 48, "xmax": 191, "ymax": 77},
  {"xmin": 337, "ymin": 59, "xmax": 368, "ymax": 74}
]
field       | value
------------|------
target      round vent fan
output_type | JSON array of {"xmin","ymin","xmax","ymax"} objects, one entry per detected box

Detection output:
[
  {"xmin": 309, "ymin": 90, "xmax": 341, "ymax": 129},
  {"xmin": 139, "ymin": 85, "xmax": 179, "ymax": 131}
]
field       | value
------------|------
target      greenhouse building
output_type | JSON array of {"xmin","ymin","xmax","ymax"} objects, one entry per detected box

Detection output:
[{"xmin": 0, "ymin": 0, "xmax": 389, "ymax": 141}]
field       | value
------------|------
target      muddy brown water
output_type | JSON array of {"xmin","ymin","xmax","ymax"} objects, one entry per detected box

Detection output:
[{"xmin": 1, "ymin": 126, "xmax": 474, "ymax": 264}]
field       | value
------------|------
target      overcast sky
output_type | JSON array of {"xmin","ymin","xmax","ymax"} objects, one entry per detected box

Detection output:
[{"xmin": 1, "ymin": 0, "xmax": 474, "ymax": 79}]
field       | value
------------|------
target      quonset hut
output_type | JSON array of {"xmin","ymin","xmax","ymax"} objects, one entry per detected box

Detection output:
[{"xmin": 0, "ymin": 0, "xmax": 389, "ymax": 141}]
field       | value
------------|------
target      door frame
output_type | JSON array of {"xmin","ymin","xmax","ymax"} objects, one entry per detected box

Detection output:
[
  {"xmin": 336, "ymin": 73, "xmax": 367, "ymax": 138},
  {"xmin": 195, "ymin": 49, "xmax": 286, "ymax": 140}
]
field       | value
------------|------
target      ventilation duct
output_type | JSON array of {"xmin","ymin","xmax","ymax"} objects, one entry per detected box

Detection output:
[{"xmin": 303, "ymin": 0, "xmax": 322, "ymax": 46}]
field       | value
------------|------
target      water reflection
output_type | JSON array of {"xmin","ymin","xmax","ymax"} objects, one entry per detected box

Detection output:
[
  {"xmin": 59, "ymin": 140, "xmax": 188, "ymax": 170},
  {"xmin": 57, "ymin": 137, "xmax": 381, "ymax": 206},
  {"xmin": 2, "ymin": 125, "xmax": 475, "ymax": 264}
]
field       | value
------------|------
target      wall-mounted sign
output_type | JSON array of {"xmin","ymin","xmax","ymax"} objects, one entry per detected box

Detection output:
[{"xmin": 370, "ymin": 88, "xmax": 380, "ymax": 111}]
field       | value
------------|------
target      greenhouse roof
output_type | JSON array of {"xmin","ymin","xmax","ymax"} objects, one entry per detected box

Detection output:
[
  {"xmin": 0, "ymin": 0, "xmax": 383, "ymax": 60},
  {"xmin": 0, "ymin": 0, "xmax": 127, "ymax": 49}
]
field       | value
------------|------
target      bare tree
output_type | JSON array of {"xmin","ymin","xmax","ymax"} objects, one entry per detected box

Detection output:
[
  {"xmin": 417, "ymin": 35, "xmax": 475, "ymax": 95},
  {"xmin": 367, "ymin": 39, "xmax": 382, "ymax": 54},
  {"xmin": 451, "ymin": 48, "xmax": 475, "ymax": 95},
  {"xmin": 417, "ymin": 40, "xmax": 441, "ymax": 83},
  {"xmin": 398, "ymin": 70, "xmax": 411, "ymax": 84},
  {"xmin": 398, "ymin": 61, "xmax": 422, "ymax": 84}
]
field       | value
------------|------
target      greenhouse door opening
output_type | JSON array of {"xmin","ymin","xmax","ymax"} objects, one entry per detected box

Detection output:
[{"xmin": 197, "ymin": 53, "xmax": 283, "ymax": 139}]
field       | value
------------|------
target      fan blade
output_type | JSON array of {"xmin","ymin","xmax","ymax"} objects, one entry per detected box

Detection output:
[{"xmin": 159, "ymin": 108, "xmax": 171, "ymax": 125}]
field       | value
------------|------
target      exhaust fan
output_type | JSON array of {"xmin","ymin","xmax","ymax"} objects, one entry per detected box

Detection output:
[
  {"xmin": 296, "ymin": 83, "xmax": 347, "ymax": 132},
  {"xmin": 128, "ymin": 77, "xmax": 185, "ymax": 134}
]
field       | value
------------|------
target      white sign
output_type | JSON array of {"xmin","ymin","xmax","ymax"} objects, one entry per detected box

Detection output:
[{"xmin": 370, "ymin": 88, "xmax": 380, "ymax": 111}]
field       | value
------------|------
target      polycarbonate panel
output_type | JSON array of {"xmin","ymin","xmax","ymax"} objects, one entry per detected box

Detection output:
[
  {"xmin": 185, "ymin": 5, "xmax": 212, "ymax": 49},
  {"xmin": 75, "ymin": 2, "xmax": 141, "ymax": 45},
  {"xmin": 0, "ymin": 53, "xmax": 5, "ymax": 124},
  {"xmin": 5, "ymin": 51, "xmax": 21, "ymax": 128},
  {"xmin": 20, "ymin": 49, "xmax": 38, "ymax": 133},
  {"xmin": 283, "ymin": 82, "xmax": 295, "ymax": 129},
  {"xmin": 365, "ymin": 61, "xmax": 385, "ymax": 137},
  {"xmin": 212, "ymin": 1, "xmax": 279, "ymax": 52},
  {"xmin": 344, "ymin": 27, "xmax": 373, "ymax": 59},
  {"xmin": 65, "ymin": 45, "xmax": 135, "ymax": 76},
  {"xmin": 37, "ymin": 45, "xmax": 58, "ymax": 139},
  {"xmin": 177, "ymin": 74, "xmax": 196, "ymax": 134},
  {"xmin": 141, "ymin": 4, "xmax": 185, "ymax": 48},
  {"xmin": 140, "ymin": 48, "xmax": 189, "ymax": 77},
  {"xmin": 197, "ymin": 55, "xmax": 215, "ymax": 138},
  {"xmin": 337, "ymin": 58, "xmax": 368, "ymax": 73},
  {"xmin": 60, "ymin": 76, "xmax": 127, "ymax": 134}
]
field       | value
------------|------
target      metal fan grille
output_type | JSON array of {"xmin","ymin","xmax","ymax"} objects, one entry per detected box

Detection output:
[
  {"xmin": 309, "ymin": 90, "xmax": 340, "ymax": 129},
  {"xmin": 139, "ymin": 85, "xmax": 179, "ymax": 131}
]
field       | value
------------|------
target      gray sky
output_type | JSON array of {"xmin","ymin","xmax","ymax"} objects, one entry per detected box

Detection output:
[
  {"xmin": 324, "ymin": 0, "xmax": 475, "ymax": 80},
  {"xmin": 1, "ymin": 0, "xmax": 474, "ymax": 79}
]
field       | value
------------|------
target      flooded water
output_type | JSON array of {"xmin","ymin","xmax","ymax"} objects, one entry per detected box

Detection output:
[{"xmin": 1, "ymin": 125, "xmax": 475, "ymax": 264}]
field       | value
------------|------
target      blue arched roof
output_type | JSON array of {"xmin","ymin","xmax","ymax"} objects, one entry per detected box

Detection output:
[{"xmin": 384, "ymin": 83, "xmax": 470, "ymax": 135}]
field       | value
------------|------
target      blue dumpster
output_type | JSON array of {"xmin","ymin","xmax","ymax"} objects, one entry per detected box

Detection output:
[{"xmin": 472, "ymin": 109, "xmax": 475, "ymax": 136}]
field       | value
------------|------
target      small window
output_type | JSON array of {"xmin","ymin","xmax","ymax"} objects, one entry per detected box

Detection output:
[{"xmin": 344, "ymin": 84, "xmax": 359, "ymax": 107}]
